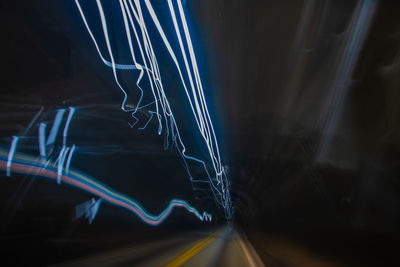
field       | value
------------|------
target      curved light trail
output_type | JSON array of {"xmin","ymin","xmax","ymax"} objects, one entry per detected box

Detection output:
[
  {"xmin": 0, "ymin": 150, "xmax": 211, "ymax": 225},
  {"xmin": 74, "ymin": 0, "xmax": 232, "ymax": 219}
]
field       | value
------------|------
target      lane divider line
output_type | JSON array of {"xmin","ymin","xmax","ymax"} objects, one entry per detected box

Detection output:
[{"xmin": 166, "ymin": 233, "xmax": 217, "ymax": 267}]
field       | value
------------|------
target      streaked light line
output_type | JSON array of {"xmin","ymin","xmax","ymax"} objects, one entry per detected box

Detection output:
[
  {"xmin": 38, "ymin": 123, "xmax": 47, "ymax": 157},
  {"xmin": 7, "ymin": 136, "xmax": 19, "ymax": 177},
  {"xmin": 47, "ymin": 109, "xmax": 66, "ymax": 146},
  {"xmin": 75, "ymin": 198, "xmax": 102, "ymax": 224},
  {"xmin": 56, "ymin": 146, "xmax": 70, "ymax": 184},
  {"xmin": 73, "ymin": 0, "xmax": 145, "ymax": 71},
  {"xmin": 0, "ymin": 152, "xmax": 211, "ymax": 225},
  {"xmin": 63, "ymin": 107, "xmax": 76, "ymax": 146},
  {"xmin": 74, "ymin": 0, "xmax": 232, "ymax": 219},
  {"xmin": 65, "ymin": 144, "xmax": 76, "ymax": 173}
]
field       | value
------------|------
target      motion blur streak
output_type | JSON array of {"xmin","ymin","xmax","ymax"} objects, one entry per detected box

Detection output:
[
  {"xmin": 317, "ymin": 0, "xmax": 377, "ymax": 160},
  {"xmin": 0, "ymin": 149, "xmax": 211, "ymax": 225},
  {"xmin": 63, "ymin": 107, "xmax": 76, "ymax": 146},
  {"xmin": 47, "ymin": 109, "xmax": 66, "ymax": 146},
  {"xmin": 6, "ymin": 136, "xmax": 19, "ymax": 177},
  {"xmin": 38, "ymin": 123, "xmax": 47, "ymax": 157},
  {"xmin": 74, "ymin": 0, "xmax": 232, "ymax": 218},
  {"xmin": 75, "ymin": 198, "xmax": 102, "ymax": 224}
]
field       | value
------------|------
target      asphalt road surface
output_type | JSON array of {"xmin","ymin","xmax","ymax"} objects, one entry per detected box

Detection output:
[{"xmin": 52, "ymin": 226, "xmax": 265, "ymax": 267}]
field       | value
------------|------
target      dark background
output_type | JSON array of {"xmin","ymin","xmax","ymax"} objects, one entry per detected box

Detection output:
[
  {"xmin": 191, "ymin": 0, "xmax": 400, "ymax": 265},
  {"xmin": 1, "ymin": 0, "xmax": 400, "ymax": 266}
]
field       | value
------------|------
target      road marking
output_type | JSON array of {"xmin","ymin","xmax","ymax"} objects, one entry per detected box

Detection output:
[{"xmin": 166, "ymin": 233, "xmax": 216, "ymax": 267}]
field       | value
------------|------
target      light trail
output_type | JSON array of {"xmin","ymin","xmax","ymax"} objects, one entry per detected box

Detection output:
[
  {"xmin": 0, "ymin": 150, "xmax": 212, "ymax": 225},
  {"xmin": 65, "ymin": 144, "xmax": 76, "ymax": 173},
  {"xmin": 75, "ymin": 198, "xmax": 102, "ymax": 224},
  {"xmin": 74, "ymin": 0, "xmax": 232, "ymax": 218},
  {"xmin": 6, "ymin": 136, "xmax": 19, "ymax": 177},
  {"xmin": 38, "ymin": 123, "xmax": 47, "ymax": 157},
  {"xmin": 47, "ymin": 109, "xmax": 66, "ymax": 146},
  {"xmin": 56, "ymin": 146, "xmax": 70, "ymax": 184},
  {"xmin": 63, "ymin": 107, "xmax": 76, "ymax": 146},
  {"xmin": 2, "ymin": 104, "xmax": 213, "ymax": 224},
  {"xmin": 0, "ymin": 102, "xmax": 215, "ymax": 224}
]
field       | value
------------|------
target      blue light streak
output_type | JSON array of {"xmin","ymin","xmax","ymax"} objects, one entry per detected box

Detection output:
[
  {"xmin": 56, "ymin": 146, "xmax": 70, "ymax": 184},
  {"xmin": 63, "ymin": 107, "xmax": 76, "ymax": 146},
  {"xmin": 7, "ymin": 136, "xmax": 19, "ymax": 177},
  {"xmin": 0, "ymin": 149, "xmax": 212, "ymax": 225},
  {"xmin": 75, "ymin": 198, "xmax": 102, "ymax": 224},
  {"xmin": 74, "ymin": 0, "xmax": 232, "ymax": 219},
  {"xmin": 38, "ymin": 122, "xmax": 47, "ymax": 157},
  {"xmin": 1, "ymin": 102, "xmax": 212, "ymax": 225},
  {"xmin": 65, "ymin": 144, "xmax": 76, "ymax": 173},
  {"xmin": 47, "ymin": 109, "xmax": 66, "ymax": 146}
]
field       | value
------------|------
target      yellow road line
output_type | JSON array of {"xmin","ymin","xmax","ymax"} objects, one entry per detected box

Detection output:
[{"xmin": 166, "ymin": 233, "xmax": 217, "ymax": 267}]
